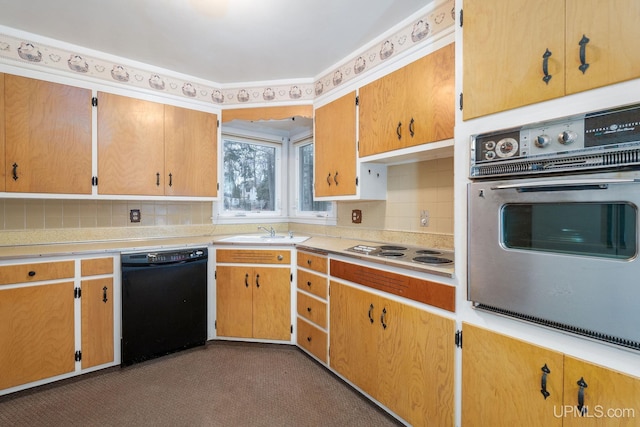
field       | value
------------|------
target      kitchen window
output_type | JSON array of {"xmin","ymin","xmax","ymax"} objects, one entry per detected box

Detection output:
[{"xmin": 292, "ymin": 140, "xmax": 334, "ymax": 222}]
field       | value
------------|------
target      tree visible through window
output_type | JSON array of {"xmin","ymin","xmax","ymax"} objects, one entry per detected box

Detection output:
[
  {"xmin": 223, "ymin": 139, "xmax": 277, "ymax": 212},
  {"xmin": 299, "ymin": 143, "xmax": 330, "ymax": 213}
]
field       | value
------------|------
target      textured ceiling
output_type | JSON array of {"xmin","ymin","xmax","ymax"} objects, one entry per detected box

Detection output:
[{"xmin": 0, "ymin": 0, "xmax": 431, "ymax": 84}]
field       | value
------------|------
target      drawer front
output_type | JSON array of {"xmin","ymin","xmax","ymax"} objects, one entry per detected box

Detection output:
[
  {"xmin": 217, "ymin": 249, "xmax": 290, "ymax": 264},
  {"xmin": 81, "ymin": 257, "xmax": 114, "ymax": 277},
  {"xmin": 0, "ymin": 260, "xmax": 75, "ymax": 286},
  {"xmin": 297, "ymin": 291, "xmax": 327, "ymax": 328},
  {"xmin": 297, "ymin": 317, "xmax": 328, "ymax": 363},
  {"xmin": 297, "ymin": 251, "xmax": 327, "ymax": 274},
  {"xmin": 297, "ymin": 269, "xmax": 327, "ymax": 300}
]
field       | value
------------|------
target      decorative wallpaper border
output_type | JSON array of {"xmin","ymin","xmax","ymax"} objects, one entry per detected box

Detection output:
[{"xmin": 0, "ymin": 0, "xmax": 454, "ymax": 107}]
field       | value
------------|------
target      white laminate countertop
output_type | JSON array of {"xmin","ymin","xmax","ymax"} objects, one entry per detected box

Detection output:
[{"xmin": 0, "ymin": 234, "xmax": 454, "ymax": 278}]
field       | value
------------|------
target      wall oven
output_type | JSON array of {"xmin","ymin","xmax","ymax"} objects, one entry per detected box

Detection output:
[{"xmin": 468, "ymin": 103, "xmax": 640, "ymax": 350}]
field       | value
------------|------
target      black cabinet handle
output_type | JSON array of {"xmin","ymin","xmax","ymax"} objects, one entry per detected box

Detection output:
[
  {"xmin": 307, "ymin": 336, "xmax": 312, "ymax": 342},
  {"xmin": 307, "ymin": 307, "xmax": 312, "ymax": 313},
  {"xmin": 28, "ymin": 270, "xmax": 36, "ymax": 277},
  {"xmin": 12, "ymin": 163, "xmax": 19, "ymax": 181},
  {"xmin": 380, "ymin": 307, "xmax": 387, "ymax": 329},
  {"xmin": 540, "ymin": 364, "xmax": 551, "ymax": 399},
  {"xmin": 333, "ymin": 171, "xmax": 339, "ymax": 186},
  {"xmin": 102, "ymin": 286, "xmax": 108, "ymax": 303},
  {"xmin": 168, "ymin": 173, "xmax": 173, "ymax": 187},
  {"xmin": 244, "ymin": 273, "xmax": 249, "ymax": 288},
  {"xmin": 307, "ymin": 259, "xmax": 312, "ymax": 266},
  {"xmin": 156, "ymin": 172, "xmax": 160, "ymax": 186},
  {"xmin": 326, "ymin": 173, "xmax": 332, "ymax": 186},
  {"xmin": 396, "ymin": 121, "xmax": 402, "ymax": 140},
  {"xmin": 306, "ymin": 281, "xmax": 312, "ymax": 287},
  {"xmin": 368, "ymin": 304, "xmax": 374, "ymax": 324},
  {"xmin": 409, "ymin": 117, "xmax": 415, "ymax": 137},
  {"xmin": 577, "ymin": 377, "xmax": 588, "ymax": 416},
  {"xmin": 579, "ymin": 35, "xmax": 590, "ymax": 74},
  {"xmin": 255, "ymin": 274, "xmax": 260, "ymax": 288},
  {"xmin": 542, "ymin": 49, "xmax": 553, "ymax": 84}
]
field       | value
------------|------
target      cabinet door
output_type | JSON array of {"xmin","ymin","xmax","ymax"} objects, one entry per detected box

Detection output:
[
  {"xmin": 359, "ymin": 67, "xmax": 407, "ymax": 157},
  {"xmin": 0, "ymin": 73, "xmax": 5, "ymax": 192},
  {"xmin": 405, "ymin": 44, "xmax": 455, "ymax": 148},
  {"xmin": 565, "ymin": 0, "xmax": 640, "ymax": 95},
  {"xmin": 563, "ymin": 356, "xmax": 640, "ymax": 426},
  {"xmin": 164, "ymin": 105, "xmax": 218, "ymax": 197},
  {"xmin": 216, "ymin": 266, "xmax": 253, "ymax": 338},
  {"xmin": 462, "ymin": 0, "xmax": 565, "ymax": 120},
  {"xmin": 0, "ymin": 282, "xmax": 75, "ymax": 389},
  {"xmin": 81, "ymin": 278, "xmax": 114, "ymax": 369},
  {"xmin": 377, "ymin": 297, "xmax": 455, "ymax": 427},
  {"xmin": 5, "ymin": 75, "xmax": 92, "ymax": 194},
  {"xmin": 462, "ymin": 323, "xmax": 563, "ymax": 427},
  {"xmin": 329, "ymin": 281, "xmax": 379, "ymax": 396},
  {"xmin": 252, "ymin": 267, "xmax": 291, "ymax": 340},
  {"xmin": 97, "ymin": 92, "xmax": 165, "ymax": 195},
  {"xmin": 314, "ymin": 91, "xmax": 357, "ymax": 197}
]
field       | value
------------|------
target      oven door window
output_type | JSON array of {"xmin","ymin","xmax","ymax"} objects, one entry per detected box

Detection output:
[{"xmin": 502, "ymin": 203, "xmax": 637, "ymax": 259}]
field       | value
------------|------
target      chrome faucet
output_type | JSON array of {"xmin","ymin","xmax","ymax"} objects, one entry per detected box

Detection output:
[{"xmin": 258, "ymin": 226, "xmax": 276, "ymax": 237}]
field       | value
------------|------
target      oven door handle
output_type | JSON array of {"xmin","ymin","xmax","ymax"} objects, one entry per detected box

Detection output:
[{"xmin": 490, "ymin": 178, "xmax": 639, "ymax": 192}]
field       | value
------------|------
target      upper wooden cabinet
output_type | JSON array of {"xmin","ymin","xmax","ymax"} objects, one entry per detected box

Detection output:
[
  {"xmin": 0, "ymin": 74, "xmax": 5, "ymax": 192},
  {"xmin": 97, "ymin": 92, "xmax": 218, "ymax": 197},
  {"xmin": 314, "ymin": 91, "xmax": 357, "ymax": 198},
  {"xmin": 4, "ymin": 74, "xmax": 92, "ymax": 194},
  {"xmin": 463, "ymin": 0, "xmax": 640, "ymax": 120},
  {"xmin": 359, "ymin": 43, "xmax": 455, "ymax": 157}
]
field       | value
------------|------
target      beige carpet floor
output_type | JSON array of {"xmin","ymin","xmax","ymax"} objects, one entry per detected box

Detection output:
[{"xmin": 0, "ymin": 341, "xmax": 402, "ymax": 426}]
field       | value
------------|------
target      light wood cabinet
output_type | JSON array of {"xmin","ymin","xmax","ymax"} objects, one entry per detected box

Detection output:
[
  {"xmin": 4, "ymin": 74, "xmax": 92, "ymax": 194},
  {"xmin": 462, "ymin": 323, "xmax": 640, "ymax": 426},
  {"xmin": 0, "ymin": 73, "xmax": 4, "ymax": 192},
  {"xmin": 330, "ymin": 281, "xmax": 455, "ymax": 426},
  {"xmin": 97, "ymin": 91, "xmax": 218, "ymax": 197},
  {"xmin": 359, "ymin": 43, "xmax": 455, "ymax": 157},
  {"xmin": 463, "ymin": 0, "xmax": 640, "ymax": 119},
  {"xmin": 216, "ymin": 249, "xmax": 291, "ymax": 340},
  {"xmin": 296, "ymin": 250, "xmax": 329, "ymax": 363},
  {"xmin": 314, "ymin": 91, "xmax": 357, "ymax": 197}
]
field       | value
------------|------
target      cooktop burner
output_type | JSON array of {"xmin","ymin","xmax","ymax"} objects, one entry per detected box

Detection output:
[{"xmin": 345, "ymin": 244, "xmax": 454, "ymax": 267}]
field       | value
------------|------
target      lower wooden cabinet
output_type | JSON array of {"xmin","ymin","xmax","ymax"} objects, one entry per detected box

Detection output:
[
  {"xmin": 462, "ymin": 323, "xmax": 640, "ymax": 427},
  {"xmin": 330, "ymin": 281, "xmax": 455, "ymax": 427},
  {"xmin": 0, "ymin": 256, "xmax": 116, "ymax": 392}
]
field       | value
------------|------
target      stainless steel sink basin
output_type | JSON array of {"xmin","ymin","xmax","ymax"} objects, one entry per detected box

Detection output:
[{"xmin": 217, "ymin": 234, "xmax": 309, "ymax": 244}]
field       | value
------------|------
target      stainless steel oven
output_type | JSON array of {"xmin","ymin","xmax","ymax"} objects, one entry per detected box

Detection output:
[{"xmin": 468, "ymin": 103, "xmax": 640, "ymax": 350}]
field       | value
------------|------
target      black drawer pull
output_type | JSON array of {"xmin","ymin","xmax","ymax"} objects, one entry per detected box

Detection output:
[
  {"xmin": 306, "ymin": 281, "xmax": 312, "ymax": 287},
  {"xmin": 102, "ymin": 286, "xmax": 108, "ymax": 303},
  {"xmin": 542, "ymin": 48, "xmax": 552, "ymax": 84},
  {"xmin": 307, "ymin": 336, "xmax": 312, "ymax": 342},
  {"xmin": 28, "ymin": 270, "xmax": 36, "ymax": 277},
  {"xmin": 12, "ymin": 163, "xmax": 19, "ymax": 181},
  {"xmin": 307, "ymin": 307, "xmax": 312, "ymax": 313},
  {"xmin": 540, "ymin": 364, "xmax": 551, "ymax": 399},
  {"xmin": 579, "ymin": 35, "xmax": 590, "ymax": 74}
]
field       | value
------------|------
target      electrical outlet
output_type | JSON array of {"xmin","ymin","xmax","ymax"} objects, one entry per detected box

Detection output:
[
  {"xmin": 130, "ymin": 209, "xmax": 141, "ymax": 223},
  {"xmin": 352, "ymin": 209, "xmax": 362, "ymax": 224},
  {"xmin": 420, "ymin": 210, "xmax": 429, "ymax": 227}
]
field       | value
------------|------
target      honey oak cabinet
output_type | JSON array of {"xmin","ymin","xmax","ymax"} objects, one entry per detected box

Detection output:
[
  {"xmin": 0, "ymin": 74, "xmax": 5, "ymax": 192},
  {"xmin": 314, "ymin": 91, "xmax": 357, "ymax": 198},
  {"xmin": 330, "ymin": 281, "xmax": 455, "ymax": 426},
  {"xmin": 296, "ymin": 250, "xmax": 328, "ymax": 363},
  {"xmin": 216, "ymin": 249, "xmax": 291, "ymax": 341},
  {"xmin": 462, "ymin": 323, "xmax": 640, "ymax": 426},
  {"xmin": 463, "ymin": 0, "xmax": 640, "ymax": 120},
  {"xmin": 4, "ymin": 74, "xmax": 92, "ymax": 194},
  {"xmin": 97, "ymin": 91, "xmax": 218, "ymax": 197},
  {"xmin": 359, "ymin": 43, "xmax": 455, "ymax": 157}
]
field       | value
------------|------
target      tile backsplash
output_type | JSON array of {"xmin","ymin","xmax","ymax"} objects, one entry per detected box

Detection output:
[{"xmin": 0, "ymin": 200, "xmax": 213, "ymax": 230}]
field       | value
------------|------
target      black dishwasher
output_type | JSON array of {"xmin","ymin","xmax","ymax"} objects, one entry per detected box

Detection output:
[{"xmin": 121, "ymin": 248, "xmax": 207, "ymax": 366}]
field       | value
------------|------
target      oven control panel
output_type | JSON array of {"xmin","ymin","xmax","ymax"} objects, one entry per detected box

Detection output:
[{"xmin": 471, "ymin": 103, "xmax": 640, "ymax": 178}]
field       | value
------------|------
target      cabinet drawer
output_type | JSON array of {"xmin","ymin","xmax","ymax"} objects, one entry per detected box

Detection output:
[
  {"xmin": 297, "ymin": 270, "xmax": 327, "ymax": 300},
  {"xmin": 0, "ymin": 260, "xmax": 75, "ymax": 286},
  {"xmin": 216, "ymin": 249, "xmax": 290, "ymax": 264},
  {"xmin": 297, "ymin": 292, "xmax": 327, "ymax": 329},
  {"xmin": 297, "ymin": 317, "xmax": 327, "ymax": 363},
  {"xmin": 81, "ymin": 257, "xmax": 114, "ymax": 277},
  {"xmin": 297, "ymin": 251, "xmax": 327, "ymax": 273}
]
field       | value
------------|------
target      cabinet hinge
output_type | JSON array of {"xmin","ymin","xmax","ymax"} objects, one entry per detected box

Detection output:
[
  {"xmin": 217, "ymin": 183, "xmax": 220, "ymax": 191},
  {"xmin": 75, "ymin": 350, "xmax": 82, "ymax": 362},
  {"xmin": 74, "ymin": 287, "xmax": 81, "ymax": 298},
  {"xmin": 459, "ymin": 93, "xmax": 463, "ymax": 111},
  {"xmin": 290, "ymin": 273, "xmax": 293, "ymax": 282},
  {"xmin": 291, "ymin": 325, "xmax": 293, "ymax": 334},
  {"xmin": 215, "ymin": 320, "xmax": 217, "ymax": 330},
  {"xmin": 459, "ymin": 9, "xmax": 463, "ymax": 27},
  {"xmin": 217, "ymin": 119, "xmax": 220, "ymax": 128},
  {"xmin": 91, "ymin": 176, "xmax": 98, "ymax": 186},
  {"xmin": 455, "ymin": 330, "xmax": 463, "ymax": 348},
  {"xmin": 355, "ymin": 176, "xmax": 359, "ymax": 187},
  {"xmin": 215, "ymin": 270, "xmax": 217, "ymax": 280},
  {"xmin": 355, "ymin": 95, "xmax": 359, "ymax": 106},
  {"xmin": 91, "ymin": 97, "xmax": 98, "ymax": 107}
]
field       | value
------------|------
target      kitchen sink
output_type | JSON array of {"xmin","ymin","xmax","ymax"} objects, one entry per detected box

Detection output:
[{"xmin": 217, "ymin": 234, "xmax": 310, "ymax": 244}]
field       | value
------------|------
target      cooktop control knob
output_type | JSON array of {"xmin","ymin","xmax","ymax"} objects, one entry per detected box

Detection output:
[
  {"xmin": 495, "ymin": 137, "xmax": 519, "ymax": 158},
  {"xmin": 535, "ymin": 134, "xmax": 551, "ymax": 148},
  {"xmin": 558, "ymin": 130, "xmax": 578, "ymax": 145}
]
